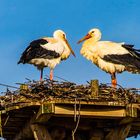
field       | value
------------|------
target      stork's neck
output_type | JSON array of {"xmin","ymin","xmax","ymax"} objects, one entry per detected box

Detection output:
[
  {"xmin": 60, "ymin": 40, "xmax": 71, "ymax": 60},
  {"xmin": 83, "ymin": 37, "xmax": 99, "ymax": 47},
  {"xmin": 59, "ymin": 40, "xmax": 68, "ymax": 50}
]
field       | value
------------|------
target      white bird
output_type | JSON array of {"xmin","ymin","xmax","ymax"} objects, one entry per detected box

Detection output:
[
  {"xmin": 18, "ymin": 30, "xmax": 75, "ymax": 80},
  {"xmin": 77, "ymin": 28, "xmax": 140, "ymax": 87}
]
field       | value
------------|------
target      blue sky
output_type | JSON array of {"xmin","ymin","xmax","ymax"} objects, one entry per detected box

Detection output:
[{"xmin": 0, "ymin": 0, "xmax": 140, "ymax": 139}]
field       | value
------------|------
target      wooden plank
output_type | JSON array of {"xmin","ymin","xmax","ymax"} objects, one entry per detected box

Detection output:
[
  {"xmin": 126, "ymin": 104, "xmax": 138, "ymax": 117},
  {"xmin": 91, "ymin": 80, "xmax": 99, "ymax": 97},
  {"xmin": 132, "ymin": 122, "xmax": 140, "ymax": 127},
  {"xmin": 0, "ymin": 100, "xmax": 127, "ymax": 117},
  {"xmin": 1, "ymin": 102, "xmax": 41, "ymax": 113},
  {"xmin": 35, "ymin": 104, "xmax": 54, "ymax": 123},
  {"xmin": 105, "ymin": 124, "xmax": 131, "ymax": 140},
  {"xmin": 36, "ymin": 104, "xmax": 54, "ymax": 118},
  {"xmin": 55, "ymin": 100, "xmax": 126, "ymax": 106},
  {"xmin": 1, "ymin": 102, "xmax": 140, "ymax": 140},
  {"xmin": 119, "ymin": 117, "xmax": 134, "ymax": 125},
  {"xmin": 54, "ymin": 105, "xmax": 126, "ymax": 117},
  {"xmin": 14, "ymin": 105, "xmax": 53, "ymax": 140},
  {"xmin": 35, "ymin": 114, "xmax": 52, "ymax": 123}
]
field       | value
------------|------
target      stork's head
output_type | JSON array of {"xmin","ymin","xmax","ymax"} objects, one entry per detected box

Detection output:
[
  {"xmin": 53, "ymin": 30, "xmax": 66, "ymax": 39},
  {"xmin": 77, "ymin": 28, "xmax": 102, "ymax": 44},
  {"xmin": 53, "ymin": 30, "xmax": 75, "ymax": 57}
]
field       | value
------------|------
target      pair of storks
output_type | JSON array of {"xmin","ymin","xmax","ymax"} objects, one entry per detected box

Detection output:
[{"xmin": 18, "ymin": 28, "xmax": 140, "ymax": 87}]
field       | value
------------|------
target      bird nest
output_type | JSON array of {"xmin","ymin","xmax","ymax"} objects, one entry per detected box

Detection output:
[{"xmin": 0, "ymin": 79, "xmax": 140, "ymax": 108}]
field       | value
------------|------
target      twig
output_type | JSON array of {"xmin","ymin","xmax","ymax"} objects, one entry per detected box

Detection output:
[
  {"xmin": 0, "ymin": 83, "xmax": 18, "ymax": 89},
  {"xmin": 54, "ymin": 75, "xmax": 70, "ymax": 82},
  {"xmin": 4, "ymin": 115, "xmax": 9, "ymax": 126},
  {"xmin": 74, "ymin": 98, "xmax": 77, "ymax": 122},
  {"xmin": 72, "ymin": 100, "xmax": 81, "ymax": 140}
]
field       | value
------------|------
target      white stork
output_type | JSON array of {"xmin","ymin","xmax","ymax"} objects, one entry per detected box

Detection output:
[
  {"xmin": 18, "ymin": 30, "xmax": 75, "ymax": 80},
  {"xmin": 77, "ymin": 28, "xmax": 140, "ymax": 87}
]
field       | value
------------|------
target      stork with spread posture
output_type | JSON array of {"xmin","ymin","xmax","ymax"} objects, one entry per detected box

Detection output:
[
  {"xmin": 77, "ymin": 28, "xmax": 140, "ymax": 87},
  {"xmin": 18, "ymin": 30, "xmax": 75, "ymax": 80}
]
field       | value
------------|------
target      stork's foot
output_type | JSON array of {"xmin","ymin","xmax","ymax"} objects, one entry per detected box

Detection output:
[
  {"xmin": 112, "ymin": 79, "xmax": 117, "ymax": 88},
  {"xmin": 40, "ymin": 77, "xmax": 43, "ymax": 81},
  {"xmin": 111, "ymin": 73, "xmax": 117, "ymax": 88},
  {"xmin": 40, "ymin": 68, "xmax": 44, "ymax": 81},
  {"xmin": 50, "ymin": 70, "xmax": 53, "ymax": 81}
]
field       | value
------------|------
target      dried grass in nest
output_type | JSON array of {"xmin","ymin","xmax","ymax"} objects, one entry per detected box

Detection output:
[{"xmin": 0, "ymin": 79, "xmax": 140, "ymax": 108}]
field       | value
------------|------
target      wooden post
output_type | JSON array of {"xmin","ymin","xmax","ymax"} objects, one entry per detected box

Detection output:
[
  {"xmin": 126, "ymin": 104, "xmax": 138, "ymax": 117},
  {"xmin": 119, "ymin": 117, "xmax": 134, "ymax": 125},
  {"xmin": 105, "ymin": 124, "xmax": 131, "ymax": 140},
  {"xmin": 20, "ymin": 84, "xmax": 29, "ymax": 91},
  {"xmin": 31, "ymin": 124, "xmax": 52, "ymax": 140},
  {"xmin": 14, "ymin": 120, "xmax": 34, "ymax": 140},
  {"xmin": 14, "ymin": 104, "xmax": 53, "ymax": 140},
  {"xmin": 35, "ymin": 104, "xmax": 54, "ymax": 123},
  {"xmin": 91, "ymin": 80, "xmax": 99, "ymax": 98}
]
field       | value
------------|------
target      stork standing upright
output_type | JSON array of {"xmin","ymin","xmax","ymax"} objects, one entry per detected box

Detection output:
[
  {"xmin": 18, "ymin": 30, "xmax": 75, "ymax": 80},
  {"xmin": 77, "ymin": 28, "xmax": 140, "ymax": 87}
]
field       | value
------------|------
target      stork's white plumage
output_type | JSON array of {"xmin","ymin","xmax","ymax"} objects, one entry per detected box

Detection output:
[
  {"xmin": 18, "ymin": 30, "xmax": 75, "ymax": 80},
  {"xmin": 78, "ymin": 28, "xmax": 140, "ymax": 87}
]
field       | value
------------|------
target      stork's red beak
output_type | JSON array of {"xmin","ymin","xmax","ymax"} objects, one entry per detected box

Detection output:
[
  {"xmin": 77, "ymin": 33, "xmax": 92, "ymax": 44},
  {"xmin": 64, "ymin": 38, "xmax": 76, "ymax": 57}
]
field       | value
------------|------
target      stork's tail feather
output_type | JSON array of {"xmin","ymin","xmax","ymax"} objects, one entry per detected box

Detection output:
[
  {"xmin": 122, "ymin": 44, "xmax": 140, "ymax": 60},
  {"xmin": 122, "ymin": 44, "xmax": 140, "ymax": 52},
  {"xmin": 17, "ymin": 60, "xmax": 21, "ymax": 64},
  {"xmin": 125, "ymin": 57, "xmax": 140, "ymax": 74},
  {"xmin": 122, "ymin": 44, "xmax": 134, "ymax": 49},
  {"xmin": 125, "ymin": 67, "xmax": 140, "ymax": 74},
  {"xmin": 17, "ymin": 59, "xmax": 25, "ymax": 64}
]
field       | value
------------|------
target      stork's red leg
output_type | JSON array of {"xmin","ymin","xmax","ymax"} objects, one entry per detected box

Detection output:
[
  {"xmin": 40, "ymin": 68, "xmax": 43, "ymax": 81},
  {"xmin": 111, "ymin": 73, "xmax": 117, "ymax": 88},
  {"xmin": 50, "ymin": 69, "xmax": 53, "ymax": 81}
]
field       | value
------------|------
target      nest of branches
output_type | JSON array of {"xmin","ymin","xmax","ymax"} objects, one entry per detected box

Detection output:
[{"xmin": 0, "ymin": 79, "xmax": 140, "ymax": 108}]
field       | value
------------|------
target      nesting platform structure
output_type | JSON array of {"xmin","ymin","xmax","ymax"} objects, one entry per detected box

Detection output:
[{"xmin": 0, "ymin": 80, "xmax": 140, "ymax": 140}]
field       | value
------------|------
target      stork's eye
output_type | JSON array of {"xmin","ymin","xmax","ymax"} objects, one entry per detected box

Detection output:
[{"xmin": 63, "ymin": 34, "xmax": 66, "ymax": 38}]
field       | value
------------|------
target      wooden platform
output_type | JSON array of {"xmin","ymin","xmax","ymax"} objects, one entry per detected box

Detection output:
[
  {"xmin": 0, "ymin": 100, "xmax": 140, "ymax": 140},
  {"xmin": 0, "ymin": 80, "xmax": 140, "ymax": 140}
]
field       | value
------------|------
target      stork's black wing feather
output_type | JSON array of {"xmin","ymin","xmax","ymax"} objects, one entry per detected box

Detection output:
[
  {"xmin": 122, "ymin": 44, "xmax": 140, "ymax": 60},
  {"xmin": 122, "ymin": 44, "xmax": 134, "ymax": 49},
  {"xmin": 30, "ymin": 39, "xmax": 48, "ymax": 46},
  {"xmin": 18, "ymin": 39, "xmax": 60, "ymax": 64},
  {"xmin": 103, "ymin": 44, "xmax": 140, "ymax": 73}
]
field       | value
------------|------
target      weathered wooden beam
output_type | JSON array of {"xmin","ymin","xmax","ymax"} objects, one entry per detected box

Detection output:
[
  {"xmin": 35, "ymin": 104, "xmax": 53, "ymax": 123},
  {"xmin": 126, "ymin": 104, "xmax": 138, "ymax": 117},
  {"xmin": 2, "ymin": 101, "xmax": 140, "ymax": 140},
  {"xmin": 31, "ymin": 124, "xmax": 52, "ymax": 140},
  {"xmin": 119, "ymin": 117, "xmax": 134, "ymax": 125},
  {"xmin": 105, "ymin": 124, "xmax": 131, "ymax": 140},
  {"xmin": 13, "ymin": 120, "xmax": 33, "ymax": 140},
  {"xmin": 13, "ymin": 104, "xmax": 54, "ymax": 140},
  {"xmin": 91, "ymin": 80, "xmax": 99, "ymax": 98},
  {"xmin": 54, "ymin": 105, "xmax": 126, "ymax": 117}
]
